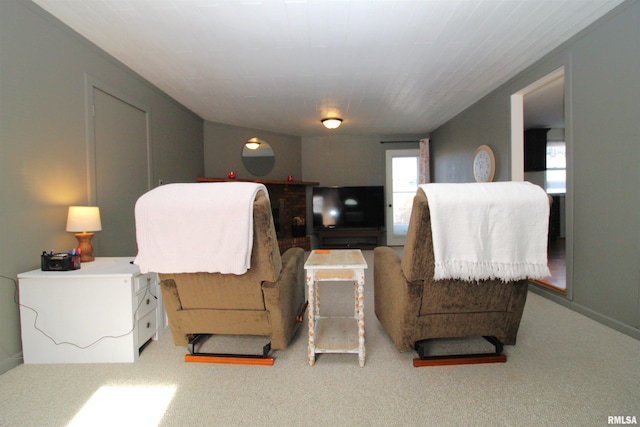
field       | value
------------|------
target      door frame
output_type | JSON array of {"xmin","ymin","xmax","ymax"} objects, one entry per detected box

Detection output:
[{"xmin": 510, "ymin": 65, "xmax": 574, "ymax": 300}]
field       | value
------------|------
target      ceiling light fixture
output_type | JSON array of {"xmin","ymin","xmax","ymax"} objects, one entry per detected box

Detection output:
[
  {"xmin": 245, "ymin": 137, "xmax": 262, "ymax": 150},
  {"xmin": 321, "ymin": 118, "xmax": 342, "ymax": 130}
]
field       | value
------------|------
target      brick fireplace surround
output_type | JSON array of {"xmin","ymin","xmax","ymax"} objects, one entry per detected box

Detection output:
[{"xmin": 197, "ymin": 177, "xmax": 319, "ymax": 253}]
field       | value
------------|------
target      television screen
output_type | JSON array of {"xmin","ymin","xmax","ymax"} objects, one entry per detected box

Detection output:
[{"xmin": 312, "ymin": 186, "xmax": 385, "ymax": 229}]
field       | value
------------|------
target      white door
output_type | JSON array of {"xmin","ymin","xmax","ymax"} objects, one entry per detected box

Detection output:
[{"xmin": 385, "ymin": 149, "xmax": 419, "ymax": 246}]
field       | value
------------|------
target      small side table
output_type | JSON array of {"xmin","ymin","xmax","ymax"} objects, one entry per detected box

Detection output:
[{"xmin": 304, "ymin": 249, "xmax": 368, "ymax": 367}]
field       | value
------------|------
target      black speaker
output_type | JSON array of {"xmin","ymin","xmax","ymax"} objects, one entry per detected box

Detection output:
[{"xmin": 41, "ymin": 252, "xmax": 81, "ymax": 271}]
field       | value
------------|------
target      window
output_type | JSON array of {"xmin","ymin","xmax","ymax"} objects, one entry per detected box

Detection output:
[
  {"xmin": 391, "ymin": 156, "xmax": 418, "ymax": 235},
  {"xmin": 545, "ymin": 141, "xmax": 566, "ymax": 194}
]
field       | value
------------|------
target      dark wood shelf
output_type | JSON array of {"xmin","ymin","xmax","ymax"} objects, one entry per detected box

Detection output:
[
  {"xmin": 317, "ymin": 228, "xmax": 384, "ymax": 250},
  {"xmin": 197, "ymin": 177, "xmax": 319, "ymax": 186}
]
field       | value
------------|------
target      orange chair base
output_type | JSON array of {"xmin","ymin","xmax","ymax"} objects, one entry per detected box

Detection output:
[
  {"xmin": 413, "ymin": 354, "xmax": 506, "ymax": 367},
  {"xmin": 413, "ymin": 336, "xmax": 507, "ymax": 367},
  {"xmin": 184, "ymin": 354, "xmax": 275, "ymax": 366}
]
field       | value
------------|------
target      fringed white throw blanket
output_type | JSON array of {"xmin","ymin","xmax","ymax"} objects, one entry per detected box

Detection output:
[
  {"xmin": 419, "ymin": 182, "xmax": 550, "ymax": 282},
  {"xmin": 134, "ymin": 182, "xmax": 267, "ymax": 275}
]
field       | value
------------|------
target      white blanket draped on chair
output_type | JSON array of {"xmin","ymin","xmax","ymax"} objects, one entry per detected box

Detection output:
[
  {"xmin": 134, "ymin": 182, "xmax": 267, "ymax": 275},
  {"xmin": 419, "ymin": 182, "xmax": 550, "ymax": 282}
]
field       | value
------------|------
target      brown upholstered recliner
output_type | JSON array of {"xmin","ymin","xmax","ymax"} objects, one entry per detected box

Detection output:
[
  {"xmin": 374, "ymin": 188, "xmax": 529, "ymax": 363},
  {"xmin": 139, "ymin": 187, "xmax": 306, "ymax": 363}
]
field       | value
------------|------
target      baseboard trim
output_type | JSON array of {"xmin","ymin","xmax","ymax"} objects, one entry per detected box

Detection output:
[
  {"xmin": 0, "ymin": 352, "xmax": 23, "ymax": 375},
  {"xmin": 528, "ymin": 285, "xmax": 640, "ymax": 341}
]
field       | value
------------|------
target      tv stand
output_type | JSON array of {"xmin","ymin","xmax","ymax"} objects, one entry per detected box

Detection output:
[{"xmin": 317, "ymin": 228, "xmax": 383, "ymax": 250}]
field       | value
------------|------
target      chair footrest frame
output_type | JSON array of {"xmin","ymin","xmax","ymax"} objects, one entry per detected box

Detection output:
[
  {"xmin": 184, "ymin": 334, "xmax": 275, "ymax": 366},
  {"xmin": 413, "ymin": 336, "xmax": 507, "ymax": 367}
]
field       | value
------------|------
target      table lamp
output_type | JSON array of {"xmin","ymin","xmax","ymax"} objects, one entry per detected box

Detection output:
[{"xmin": 66, "ymin": 206, "xmax": 102, "ymax": 262}]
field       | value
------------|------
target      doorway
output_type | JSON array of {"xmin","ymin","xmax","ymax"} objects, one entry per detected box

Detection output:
[
  {"xmin": 85, "ymin": 80, "xmax": 152, "ymax": 257},
  {"xmin": 385, "ymin": 149, "xmax": 419, "ymax": 246},
  {"xmin": 511, "ymin": 67, "xmax": 571, "ymax": 296}
]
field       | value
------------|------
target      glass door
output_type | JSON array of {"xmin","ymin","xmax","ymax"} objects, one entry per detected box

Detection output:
[{"xmin": 385, "ymin": 149, "xmax": 419, "ymax": 246}]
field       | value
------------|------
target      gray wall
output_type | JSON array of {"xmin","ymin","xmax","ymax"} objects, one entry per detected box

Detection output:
[
  {"xmin": 301, "ymin": 135, "xmax": 423, "ymax": 186},
  {"xmin": 204, "ymin": 121, "xmax": 302, "ymax": 181},
  {"xmin": 430, "ymin": 93, "xmax": 512, "ymax": 183},
  {"xmin": 430, "ymin": 0, "xmax": 640, "ymax": 339},
  {"xmin": 0, "ymin": 0, "xmax": 204, "ymax": 374},
  {"xmin": 203, "ymin": 125, "xmax": 424, "ymax": 187}
]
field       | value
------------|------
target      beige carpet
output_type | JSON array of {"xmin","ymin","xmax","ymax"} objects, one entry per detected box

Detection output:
[{"xmin": 1, "ymin": 250, "xmax": 639, "ymax": 426}]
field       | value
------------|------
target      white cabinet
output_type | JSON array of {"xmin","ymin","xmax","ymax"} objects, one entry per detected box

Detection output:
[{"xmin": 18, "ymin": 257, "xmax": 166, "ymax": 363}]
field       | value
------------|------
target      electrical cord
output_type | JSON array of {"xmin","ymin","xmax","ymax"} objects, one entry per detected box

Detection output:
[{"xmin": 4, "ymin": 272, "xmax": 158, "ymax": 351}]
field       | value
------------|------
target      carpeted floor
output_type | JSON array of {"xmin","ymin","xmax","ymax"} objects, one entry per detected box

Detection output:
[{"xmin": 1, "ymin": 250, "xmax": 638, "ymax": 426}]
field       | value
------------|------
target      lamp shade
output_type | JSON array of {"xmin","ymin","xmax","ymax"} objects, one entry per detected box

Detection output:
[
  {"xmin": 321, "ymin": 118, "xmax": 342, "ymax": 129},
  {"xmin": 66, "ymin": 206, "xmax": 102, "ymax": 233}
]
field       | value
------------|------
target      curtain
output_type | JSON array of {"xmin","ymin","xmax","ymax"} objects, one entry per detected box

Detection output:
[{"xmin": 419, "ymin": 138, "xmax": 430, "ymax": 184}]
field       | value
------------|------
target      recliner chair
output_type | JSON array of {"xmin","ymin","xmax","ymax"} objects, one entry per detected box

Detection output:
[
  {"xmin": 135, "ymin": 183, "xmax": 306, "ymax": 365},
  {"xmin": 374, "ymin": 187, "xmax": 531, "ymax": 366}
]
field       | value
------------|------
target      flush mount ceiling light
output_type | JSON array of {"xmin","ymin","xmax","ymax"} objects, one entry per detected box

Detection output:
[
  {"xmin": 321, "ymin": 118, "xmax": 342, "ymax": 130},
  {"xmin": 244, "ymin": 137, "xmax": 261, "ymax": 150}
]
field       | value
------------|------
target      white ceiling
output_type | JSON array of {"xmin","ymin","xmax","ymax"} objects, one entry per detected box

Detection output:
[{"xmin": 32, "ymin": 0, "xmax": 624, "ymax": 137}]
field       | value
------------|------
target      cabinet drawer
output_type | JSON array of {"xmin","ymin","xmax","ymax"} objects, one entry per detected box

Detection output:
[
  {"xmin": 134, "ymin": 273, "xmax": 155, "ymax": 293},
  {"xmin": 136, "ymin": 289, "xmax": 157, "ymax": 318},
  {"xmin": 137, "ymin": 309, "xmax": 157, "ymax": 346}
]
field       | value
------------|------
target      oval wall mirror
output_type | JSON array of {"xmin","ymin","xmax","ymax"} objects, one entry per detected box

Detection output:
[{"xmin": 241, "ymin": 138, "xmax": 275, "ymax": 176}]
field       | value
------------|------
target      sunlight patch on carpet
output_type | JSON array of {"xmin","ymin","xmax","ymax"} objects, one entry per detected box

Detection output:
[{"xmin": 68, "ymin": 385, "xmax": 176, "ymax": 427}]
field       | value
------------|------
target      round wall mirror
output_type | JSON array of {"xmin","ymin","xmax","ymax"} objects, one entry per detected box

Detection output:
[{"xmin": 241, "ymin": 138, "xmax": 275, "ymax": 176}]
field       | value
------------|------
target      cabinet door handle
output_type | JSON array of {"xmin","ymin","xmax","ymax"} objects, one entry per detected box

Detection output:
[
  {"xmin": 146, "ymin": 322, "xmax": 151, "ymax": 329},
  {"xmin": 146, "ymin": 298, "xmax": 150, "ymax": 305}
]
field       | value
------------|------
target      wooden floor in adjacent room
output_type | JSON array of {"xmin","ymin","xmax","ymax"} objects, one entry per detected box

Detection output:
[{"xmin": 533, "ymin": 238, "xmax": 566, "ymax": 294}]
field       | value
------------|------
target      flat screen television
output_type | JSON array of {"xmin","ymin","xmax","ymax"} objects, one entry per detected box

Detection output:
[{"xmin": 312, "ymin": 186, "xmax": 385, "ymax": 229}]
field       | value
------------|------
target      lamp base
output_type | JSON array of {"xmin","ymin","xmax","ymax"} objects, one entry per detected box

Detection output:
[{"xmin": 74, "ymin": 232, "xmax": 96, "ymax": 262}]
